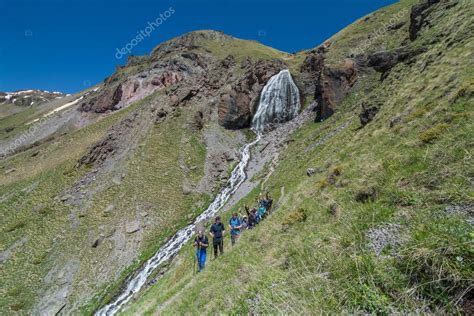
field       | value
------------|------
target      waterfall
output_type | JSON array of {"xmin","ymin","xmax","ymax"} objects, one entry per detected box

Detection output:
[
  {"xmin": 251, "ymin": 69, "xmax": 300, "ymax": 133},
  {"xmin": 95, "ymin": 69, "xmax": 299, "ymax": 316}
]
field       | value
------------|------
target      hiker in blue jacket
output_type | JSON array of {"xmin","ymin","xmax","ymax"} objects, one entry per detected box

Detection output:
[
  {"xmin": 229, "ymin": 212, "xmax": 242, "ymax": 246},
  {"xmin": 194, "ymin": 229, "xmax": 209, "ymax": 272},
  {"xmin": 256, "ymin": 195, "xmax": 267, "ymax": 220}
]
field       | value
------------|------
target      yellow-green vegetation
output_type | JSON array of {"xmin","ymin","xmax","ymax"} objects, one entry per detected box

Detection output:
[
  {"xmin": 123, "ymin": 1, "xmax": 473, "ymax": 314},
  {"xmin": 199, "ymin": 37, "xmax": 287, "ymax": 62},
  {"xmin": 197, "ymin": 32, "xmax": 305, "ymax": 73},
  {"xmin": 2, "ymin": 0, "xmax": 473, "ymax": 314},
  {"xmin": 0, "ymin": 90, "xmax": 213, "ymax": 313},
  {"xmin": 324, "ymin": 0, "xmax": 417, "ymax": 64},
  {"xmin": 0, "ymin": 95, "xmax": 150, "ymax": 312}
]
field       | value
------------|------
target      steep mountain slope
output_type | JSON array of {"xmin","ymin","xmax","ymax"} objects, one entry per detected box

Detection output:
[
  {"xmin": 121, "ymin": 0, "xmax": 473, "ymax": 314},
  {"xmin": 0, "ymin": 31, "xmax": 303, "ymax": 314},
  {"xmin": 0, "ymin": 0, "xmax": 472, "ymax": 315}
]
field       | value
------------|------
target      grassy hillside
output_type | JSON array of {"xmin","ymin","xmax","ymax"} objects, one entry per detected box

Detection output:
[
  {"xmin": 1, "ymin": 0, "xmax": 472, "ymax": 314},
  {"xmin": 0, "ymin": 32, "xmax": 293, "ymax": 314},
  {"xmin": 123, "ymin": 0, "xmax": 473, "ymax": 314}
]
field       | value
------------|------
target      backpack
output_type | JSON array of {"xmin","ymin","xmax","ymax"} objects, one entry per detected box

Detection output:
[{"xmin": 229, "ymin": 217, "xmax": 242, "ymax": 228}]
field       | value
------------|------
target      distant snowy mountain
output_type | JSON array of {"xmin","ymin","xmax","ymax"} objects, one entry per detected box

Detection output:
[{"xmin": 0, "ymin": 89, "xmax": 68, "ymax": 107}]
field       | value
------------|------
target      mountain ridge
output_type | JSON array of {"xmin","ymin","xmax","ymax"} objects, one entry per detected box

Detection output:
[{"xmin": 0, "ymin": 0, "xmax": 472, "ymax": 314}]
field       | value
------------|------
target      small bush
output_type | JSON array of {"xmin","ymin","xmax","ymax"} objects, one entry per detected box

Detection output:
[
  {"xmin": 355, "ymin": 187, "xmax": 377, "ymax": 203},
  {"xmin": 331, "ymin": 165, "xmax": 343, "ymax": 177},
  {"xmin": 282, "ymin": 208, "xmax": 308, "ymax": 227},
  {"xmin": 5, "ymin": 219, "xmax": 27, "ymax": 232},
  {"xmin": 419, "ymin": 123, "xmax": 449, "ymax": 143},
  {"xmin": 317, "ymin": 178, "xmax": 329, "ymax": 189},
  {"xmin": 7, "ymin": 287, "xmax": 22, "ymax": 297},
  {"xmin": 38, "ymin": 206, "xmax": 54, "ymax": 216},
  {"xmin": 10, "ymin": 302, "xmax": 25, "ymax": 311},
  {"xmin": 406, "ymin": 107, "xmax": 428, "ymax": 121}
]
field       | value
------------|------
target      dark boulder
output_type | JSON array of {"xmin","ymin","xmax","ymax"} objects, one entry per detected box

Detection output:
[
  {"xmin": 367, "ymin": 46, "xmax": 427, "ymax": 74},
  {"xmin": 359, "ymin": 104, "xmax": 380, "ymax": 126},
  {"xmin": 218, "ymin": 90, "xmax": 252, "ymax": 129}
]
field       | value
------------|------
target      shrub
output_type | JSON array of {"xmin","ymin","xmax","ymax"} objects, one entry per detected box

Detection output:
[
  {"xmin": 282, "ymin": 208, "xmax": 308, "ymax": 227},
  {"xmin": 317, "ymin": 178, "xmax": 329, "ymax": 189},
  {"xmin": 5, "ymin": 219, "xmax": 27, "ymax": 232},
  {"xmin": 419, "ymin": 123, "xmax": 449, "ymax": 143}
]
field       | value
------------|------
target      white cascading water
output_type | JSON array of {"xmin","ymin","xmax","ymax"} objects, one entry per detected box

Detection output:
[
  {"xmin": 252, "ymin": 69, "xmax": 300, "ymax": 133},
  {"xmin": 96, "ymin": 69, "xmax": 300, "ymax": 315}
]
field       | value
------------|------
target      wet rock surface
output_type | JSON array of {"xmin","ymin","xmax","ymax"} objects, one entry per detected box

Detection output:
[{"xmin": 218, "ymin": 59, "xmax": 287, "ymax": 129}]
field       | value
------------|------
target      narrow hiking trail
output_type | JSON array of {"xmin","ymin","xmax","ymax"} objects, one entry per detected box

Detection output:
[{"xmin": 96, "ymin": 69, "xmax": 300, "ymax": 315}]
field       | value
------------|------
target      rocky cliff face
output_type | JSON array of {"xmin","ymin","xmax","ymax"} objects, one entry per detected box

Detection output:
[
  {"xmin": 218, "ymin": 58, "xmax": 287, "ymax": 129},
  {"xmin": 300, "ymin": 46, "xmax": 357, "ymax": 122}
]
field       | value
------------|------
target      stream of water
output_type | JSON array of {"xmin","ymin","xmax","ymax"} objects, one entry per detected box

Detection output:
[{"xmin": 96, "ymin": 69, "xmax": 300, "ymax": 315}]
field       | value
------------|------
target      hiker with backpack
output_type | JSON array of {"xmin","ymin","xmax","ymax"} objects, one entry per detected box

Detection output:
[
  {"xmin": 245, "ymin": 205, "xmax": 256, "ymax": 229},
  {"xmin": 241, "ymin": 215, "xmax": 249, "ymax": 230},
  {"xmin": 264, "ymin": 192, "xmax": 273, "ymax": 214},
  {"xmin": 253, "ymin": 207, "xmax": 261, "ymax": 224},
  {"xmin": 256, "ymin": 196, "xmax": 267, "ymax": 220},
  {"xmin": 229, "ymin": 212, "xmax": 242, "ymax": 245},
  {"xmin": 194, "ymin": 229, "xmax": 209, "ymax": 272},
  {"xmin": 209, "ymin": 216, "xmax": 225, "ymax": 258}
]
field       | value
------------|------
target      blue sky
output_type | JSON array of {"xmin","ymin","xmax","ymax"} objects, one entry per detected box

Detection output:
[{"xmin": 0, "ymin": 0, "xmax": 397, "ymax": 93}]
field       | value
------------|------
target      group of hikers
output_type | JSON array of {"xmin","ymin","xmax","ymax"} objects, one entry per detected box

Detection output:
[{"xmin": 193, "ymin": 192, "xmax": 273, "ymax": 272}]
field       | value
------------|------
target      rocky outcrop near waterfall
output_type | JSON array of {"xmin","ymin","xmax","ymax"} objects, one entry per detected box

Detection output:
[
  {"xmin": 300, "ymin": 47, "xmax": 357, "ymax": 122},
  {"xmin": 314, "ymin": 59, "xmax": 357, "ymax": 121},
  {"xmin": 218, "ymin": 59, "xmax": 287, "ymax": 129}
]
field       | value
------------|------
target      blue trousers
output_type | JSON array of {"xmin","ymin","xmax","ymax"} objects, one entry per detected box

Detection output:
[{"xmin": 196, "ymin": 249, "xmax": 207, "ymax": 272}]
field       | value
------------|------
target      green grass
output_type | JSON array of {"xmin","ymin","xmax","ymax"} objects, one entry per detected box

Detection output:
[
  {"xmin": 2, "ymin": 1, "xmax": 473, "ymax": 314},
  {"xmin": 199, "ymin": 37, "xmax": 288, "ymax": 62},
  {"xmin": 1, "ymin": 89, "xmax": 217, "ymax": 314},
  {"xmin": 124, "ymin": 0, "xmax": 474, "ymax": 314},
  {"xmin": 197, "ymin": 32, "xmax": 306, "ymax": 73}
]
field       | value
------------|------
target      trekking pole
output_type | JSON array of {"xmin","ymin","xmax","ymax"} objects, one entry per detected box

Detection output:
[{"xmin": 193, "ymin": 245, "xmax": 197, "ymax": 275}]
